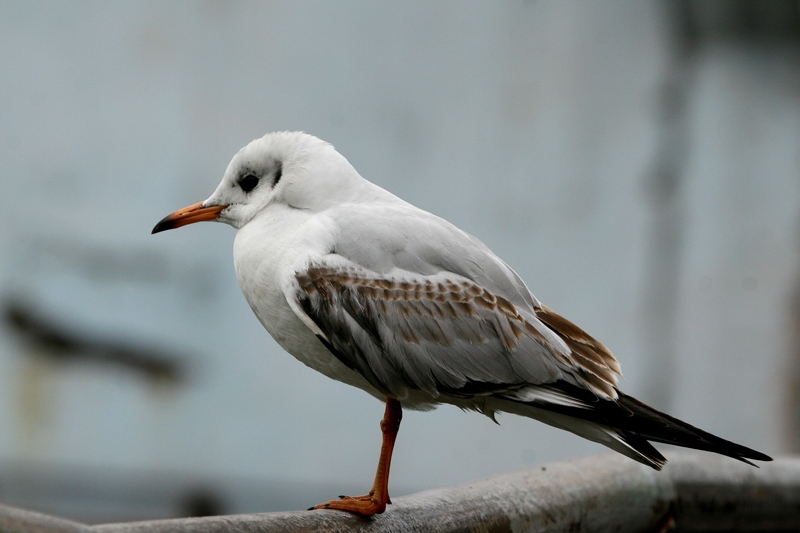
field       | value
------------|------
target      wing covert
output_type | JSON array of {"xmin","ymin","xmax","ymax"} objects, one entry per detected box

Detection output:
[{"xmin": 293, "ymin": 260, "xmax": 621, "ymax": 401}]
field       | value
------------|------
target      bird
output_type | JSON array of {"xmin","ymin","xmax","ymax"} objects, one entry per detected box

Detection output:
[{"xmin": 152, "ymin": 131, "xmax": 771, "ymax": 516}]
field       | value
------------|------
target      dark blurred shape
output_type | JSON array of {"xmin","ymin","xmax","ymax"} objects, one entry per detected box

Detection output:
[
  {"xmin": 789, "ymin": 292, "xmax": 800, "ymax": 451},
  {"xmin": 181, "ymin": 488, "xmax": 226, "ymax": 518},
  {"xmin": 3, "ymin": 298, "xmax": 184, "ymax": 383},
  {"xmin": 24, "ymin": 236, "xmax": 172, "ymax": 285},
  {"xmin": 684, "ymin": 0, "xmax": 800, "ymax": 42},
  {"xmin": 639, "ymin": 2, "xmax": 699, "ymax": 412},
  {"xmin": 642, "ymin": 0, "xmax": 800, "ymax": 412}
]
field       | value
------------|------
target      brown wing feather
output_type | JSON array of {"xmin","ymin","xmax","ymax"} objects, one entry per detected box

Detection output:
[
  {"xmin": 296, "ymin": 264, "xmax": 574, "ymax": 397},
  {"xmin": 534, "ymin": 305, "xmax": 621, "ymax": 397},
  {"xmin": 295, "ymin": 263, "xmax": 623, "ymax": 400},
  {"xmin": 298, "ymin": 265, "xmax": 550, "ymax": 352}
]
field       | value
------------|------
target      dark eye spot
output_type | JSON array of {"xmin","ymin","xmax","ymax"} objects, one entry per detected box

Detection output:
[
  {"xmin": 239, "ymin": 174, "xmax": 259, "ymax": 193},
  {"xmin": 273, "ymin": 162, "xmax": 282, "ymax": 186}
]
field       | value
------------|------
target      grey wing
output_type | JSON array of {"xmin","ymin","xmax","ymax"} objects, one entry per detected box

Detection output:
[
  {"xmin": 292, "ymin": 260, "xmax": 621, "ymax": 401},
  {"xmin": 328, "ymin": 204, "xmax": 542, "ymax": 313}
]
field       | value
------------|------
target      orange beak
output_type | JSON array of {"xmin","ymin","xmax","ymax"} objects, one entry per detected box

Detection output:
[{"xmin": 151, "ymin": 202, "xmax": 227, "ymax": 234}]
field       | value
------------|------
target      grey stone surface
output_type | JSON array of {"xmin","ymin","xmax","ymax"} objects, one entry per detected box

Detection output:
[
  {"xmin": 0, "ymin": 503, "xmax": 86, "ymax": 533},
  {"xmin": 2, "ymin": 452, "xmax": 798, "ymax": 533}
]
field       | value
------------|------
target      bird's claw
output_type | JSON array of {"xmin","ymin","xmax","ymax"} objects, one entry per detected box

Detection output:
[{"xmin": 311, "ymin": 493, "xmax": 388, "ymax": 516}]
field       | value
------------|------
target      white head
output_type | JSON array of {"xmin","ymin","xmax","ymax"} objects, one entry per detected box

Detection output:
[{"xmin": 152, "ymin": 132, "xmax": 367, "ymax": 233}]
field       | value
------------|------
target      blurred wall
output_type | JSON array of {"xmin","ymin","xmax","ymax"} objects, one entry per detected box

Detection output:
[{"xmin": 0, "ymin": 0, "xmax": 798, "ymax": 522}]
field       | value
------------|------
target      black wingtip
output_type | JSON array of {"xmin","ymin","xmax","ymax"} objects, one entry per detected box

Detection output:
[
  {"xmin": 751, "ymin": 450, "xmax": 773, "ymax": 462},
  {"xmin": 615, "ymin": 392, "xmax": 774, "ymax": 466},
  {"xmin": 735, "ymin": 450, "xmax": 772, "ymax": 466},
  {"xmin": 510, "ymin": 382, "xmax": 773, "ymax": 468}
]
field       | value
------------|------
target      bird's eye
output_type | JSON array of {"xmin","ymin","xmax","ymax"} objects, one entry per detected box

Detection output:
[{"xmin": 239, "ymin": 174, "xmax": 259, "ymax": 193}]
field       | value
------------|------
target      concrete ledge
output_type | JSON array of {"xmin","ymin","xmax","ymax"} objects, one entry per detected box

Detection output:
[{"xmin": 1, "ymin": 452, "xmax": 797, "ymax": 533}]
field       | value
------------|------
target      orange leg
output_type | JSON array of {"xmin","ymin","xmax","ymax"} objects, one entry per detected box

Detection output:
[{"xmin": 312, "ymin": 397, "xmax": 402, "ymax": 516}]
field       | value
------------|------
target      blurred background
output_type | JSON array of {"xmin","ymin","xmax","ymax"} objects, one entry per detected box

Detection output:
[{"xmin": 1, "ymin": 0, "xmax": 799, "ymax": 524}]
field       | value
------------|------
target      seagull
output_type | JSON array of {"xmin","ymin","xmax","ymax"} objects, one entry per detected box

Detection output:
[{"xmin": 153, "ymin": 131, "xmax": 771, "ymax": 516}]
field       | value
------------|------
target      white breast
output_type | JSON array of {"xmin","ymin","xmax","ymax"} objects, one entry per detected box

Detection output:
[{"xmin": 232, "ymin": 207, "xmax": 380, "ymax": 396}]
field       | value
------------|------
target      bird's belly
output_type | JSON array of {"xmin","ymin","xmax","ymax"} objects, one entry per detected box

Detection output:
[{"xmin": 241, "ymin": 274, "xmax": 445, "ymax": 410}]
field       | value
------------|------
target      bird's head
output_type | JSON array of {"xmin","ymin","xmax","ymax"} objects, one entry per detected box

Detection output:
[{"xmin": 152, "ymin": 131, "xmax": 363, "ymax": 234}]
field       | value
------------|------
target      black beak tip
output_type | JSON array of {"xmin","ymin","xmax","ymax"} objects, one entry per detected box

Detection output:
[{"xmin": 151, "ymin": 218, "xmax": 173, "ymax": 235}]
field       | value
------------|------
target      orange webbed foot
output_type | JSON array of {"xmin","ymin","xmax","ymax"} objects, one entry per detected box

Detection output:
[{"xmin": 312, "ymin": 491, "xmax": 389, "ymax": 516}]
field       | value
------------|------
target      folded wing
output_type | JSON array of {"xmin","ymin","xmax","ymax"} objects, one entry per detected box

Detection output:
[{"xmin": 293, "ymin": 260, "xmax": 621, "ymax": 401}]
